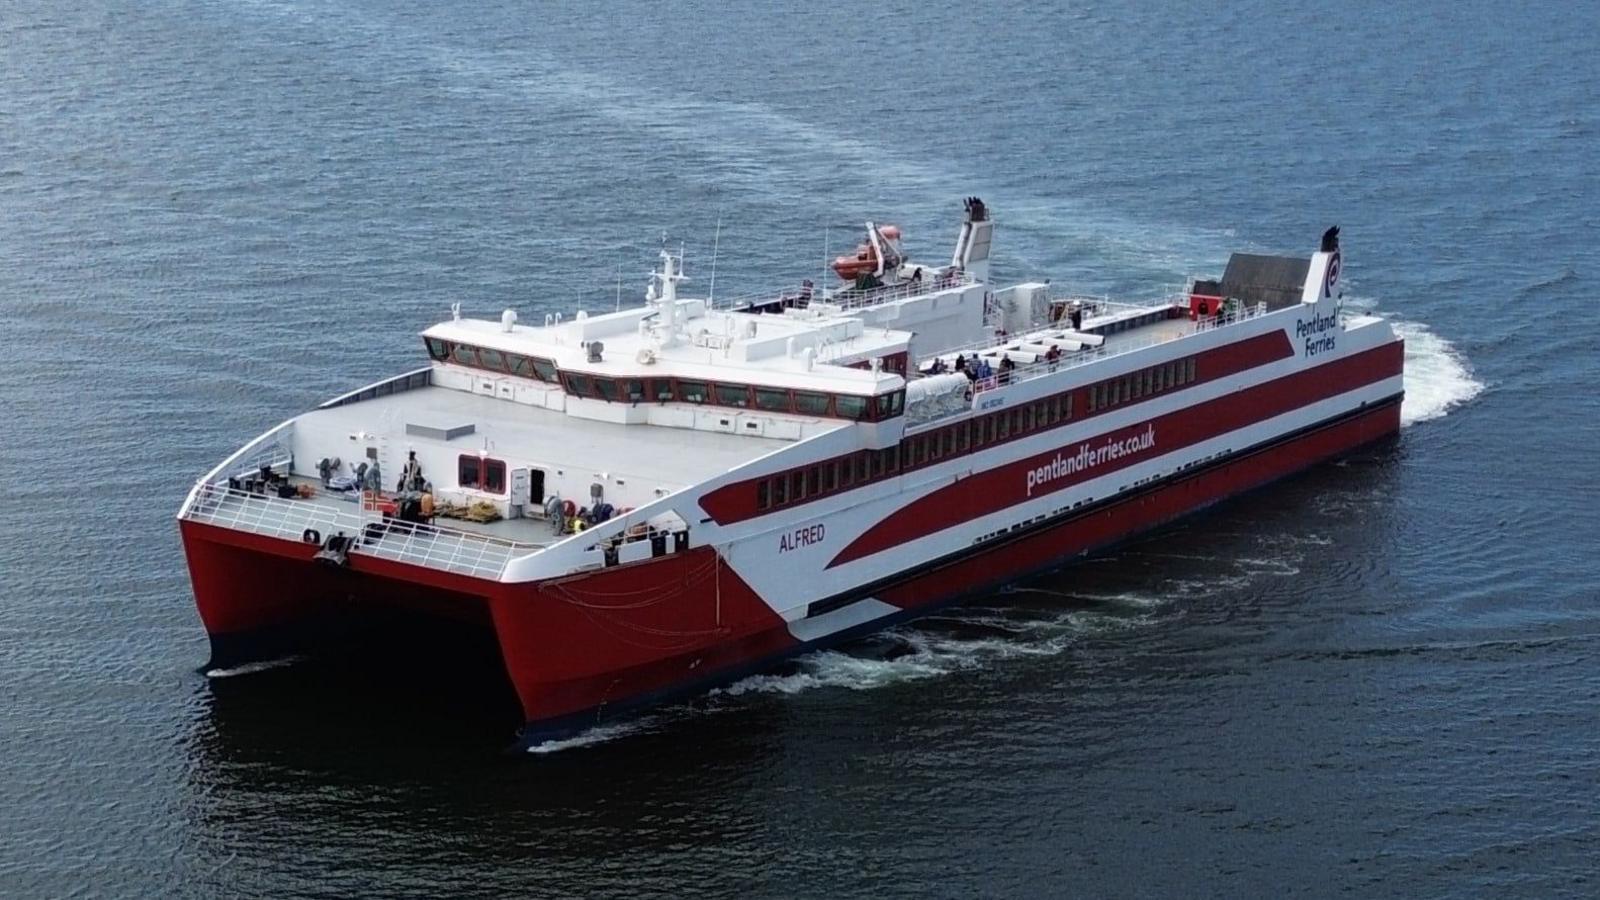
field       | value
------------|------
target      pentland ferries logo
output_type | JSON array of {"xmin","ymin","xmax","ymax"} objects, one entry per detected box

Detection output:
[
  {"xmin": 1296, "ymin": 313, "xmax": 1339, "ymax": 357},
  {"xmin": 1026, "ymin": 425, "xmax": 1156, "ymax": 497},
  {"xmin": 1323, "ymin": 250, "xmax": 1341, "ymax": 298}
]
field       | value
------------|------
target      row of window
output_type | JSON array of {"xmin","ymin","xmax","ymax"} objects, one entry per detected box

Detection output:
[
  {"xmin": 458, "ymin": 454, "xmax": 507, "ymax": 494},
  {"xmin": 752, "ymin": 353, "xmax": 1203, "ymax": 513},
  {"xmin": 427, "ymin": 338, "xmax": 560, "ymax": 384},
  {"xmin": 1087, "ymin": 357, "xmax": 1197, "ymax": 412},
  {"xmin": 426, "ymin": 337, "xmax": 904, "ymax": 422},
  {"xmin": 755, "ymin": 392, "xmax": 1077, "ymax": 511},
  {"xmin": 561, "ymin": 372, "xmax": 905, "ymax": 422}
]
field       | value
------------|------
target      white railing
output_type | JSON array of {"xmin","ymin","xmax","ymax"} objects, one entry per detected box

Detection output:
[
  {"xmin": 318, "ymin": 366, "xmax": 432, "ymax": 410},
  {"xmin": 715, "ymin": 272, "xmax": 973, "ymax": 314},
  {"xmin": 178, "ymin": 420, "xmax": 296, "ymax": 518},
  {"xmin": 968, "ymin": 301, "xmax": 1271, "ymax": 397},
  {"xmin": 182, "ymin": 483, "xmax": 543, "ymax": 580},
  {"xmin": 900, "ymin": 299, "xmax": 1276, "ymax": 428}
]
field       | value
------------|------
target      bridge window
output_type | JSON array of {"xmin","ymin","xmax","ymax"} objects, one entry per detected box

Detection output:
[
  {"xmin": 594, "ymin": 378, "xmax": 619, "ymax": 402},
  {"xmin": 651, "ymin": 378, "xmax": 676, "ymax": 402},
  {"xmin": 478, "ymin": 348, "xmax": 506, "ymax": 372},
  {"xmin": 679, "ymin": 380, "xmax": 710, "ymax": 404},
  {"xmin": 426, "ymin": 338, "xmax": 450, "ymax": 361},
  {"xmin": 755, "ymin": 387, "xmax": 791, "ymax": 413},
  {"xmin": 623, "ymin": 379, "xmax": 646, "ymax": 402},
  {"xmin": 714, "ymin": 383, "xmax": 751, "ymax": 408},
  {"xmin": 876, "ymin": 389, "xmax": 906, "ymax": 419},
  {"xmin": 835, "ymin": 395, "xmax": 869, "ymax": 420},
  {"xmin": 794, "ymin": 391, "xmax": 831, "ymax": 416},
  {"xmin": 450, "ymin": 345, "xmax": 479, "ymax": 367},
  {"xmin": 563, "ymin": 372, "xmax": 594, "ymax": 397}
]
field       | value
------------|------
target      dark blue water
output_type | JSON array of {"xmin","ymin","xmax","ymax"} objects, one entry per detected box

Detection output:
[{"xmin": 3, "ymin": 0, "xmax": 1596, "ymax": 896}]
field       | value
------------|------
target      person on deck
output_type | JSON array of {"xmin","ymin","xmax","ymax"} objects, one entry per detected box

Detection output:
[
  {"xmin": 999, "ymin": 356, "xmax": 1015, "ymax": 385},
  {"xmin": 398, "ymin": 450, "xmax": 423, "ymax": 492},
  {"xmin": 419, "ymin": 482, "xmax": 435, "ymax": 521}
]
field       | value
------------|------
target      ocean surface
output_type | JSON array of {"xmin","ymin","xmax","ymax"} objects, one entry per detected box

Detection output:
[{"xmin": 2, "ymin": 0, "xmax": 1596, "ymax": 896}]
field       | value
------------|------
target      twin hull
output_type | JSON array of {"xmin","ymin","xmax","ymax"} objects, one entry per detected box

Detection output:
[{"xmin": 182, "ymin": 309, "xmax": 1404, "ymax": 745}]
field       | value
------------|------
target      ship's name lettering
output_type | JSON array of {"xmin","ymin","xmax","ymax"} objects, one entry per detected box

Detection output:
[
  {"xmin": 1296, "ymin": 313, "xmax": 1339, "ymax": 357},
  {"xmin": 979, "ymin": 396, "xmax": 1006, "ymax": 410},
  {"xmin": 779, "ymin": 523, "xmax": 826, "ymax": 553}
]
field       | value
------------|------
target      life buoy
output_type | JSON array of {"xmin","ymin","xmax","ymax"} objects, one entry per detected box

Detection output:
[{"xmin": 302, "ymin": 528, "xmax": 321, "ymax": 544}]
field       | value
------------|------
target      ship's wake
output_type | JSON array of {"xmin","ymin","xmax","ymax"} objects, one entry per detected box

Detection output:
[
  {"xmin": 203, "ymin": 656, "xmax": 305, "ymax": 679},
  {"xmin": 1334, "ymin": 295, "xmax": 1484, "ymax": 426}
]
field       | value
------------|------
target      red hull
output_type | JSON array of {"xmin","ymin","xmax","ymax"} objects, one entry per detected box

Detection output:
[{"xmin": 181, "ymin": 398, "xmax": 1400, "ymax": 741}]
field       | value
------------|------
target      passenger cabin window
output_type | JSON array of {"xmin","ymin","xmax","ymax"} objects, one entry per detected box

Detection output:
[
  {"xmin": 459, "ymin": 455, "xmax": 507, "ymax": 494},
  {"xmin": 483, "ymin": 459, "xmax": 506, "ymax": 493}
]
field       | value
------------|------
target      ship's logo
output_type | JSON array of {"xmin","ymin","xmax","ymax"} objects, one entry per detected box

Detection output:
[{"xmin": 1324, "ymin": 250, "xmax": 1341, "ymax": 298}]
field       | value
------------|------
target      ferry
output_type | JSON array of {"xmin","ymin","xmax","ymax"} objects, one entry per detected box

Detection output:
[{"xmin": 177, "ymin": 199, "xmax": 1404, "ymax": 747}]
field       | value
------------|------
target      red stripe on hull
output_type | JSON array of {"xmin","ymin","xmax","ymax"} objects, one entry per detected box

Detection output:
[
  {"xmin": 831, "ymin": 340, "xmax": 1403, "ymax": 567},
  {"xmin": 874, "ymin": 397, "xmax": 1401, "ymax": 612}
]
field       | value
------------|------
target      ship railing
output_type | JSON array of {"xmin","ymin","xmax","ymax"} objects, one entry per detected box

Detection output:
[
  {"xmin": 712, "ymin": 272, "xmax": 974, "ymax": 314},
  {"xmin": 318, "ymin": 366, "xmax": 432, "ymax": 410},
  {"xmin": 181, "ymin": 483, "xmax": 542, "ymax": 580},
  {"xmin": 178, "ymin": 420, "xmax": 296, "ymax": 518},
  {"xmin": 1191, "ymin": 300, "xmax": 1271, "ymax": 333},
  {"xmin": 967, "ymin": 301, "xmax": 1272, "ymax": 399}
]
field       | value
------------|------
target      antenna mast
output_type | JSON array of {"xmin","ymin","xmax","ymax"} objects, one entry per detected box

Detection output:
[{"xmin": 707, "ymin": 211, "xmax": 723, "ymax": 308}]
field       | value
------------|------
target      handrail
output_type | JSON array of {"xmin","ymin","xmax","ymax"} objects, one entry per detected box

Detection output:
[
  {"xmin": 969, "ymin": 302, "xmax": 1272, "ymax": 397},
  {"xmin": 715, "ymin": 272, "xmax": 974, "ymax": 315},
  {"xmin": 178, "ymin": 420, "xmax": 296, "ymax": 518},
  {"xmin": 181, "ymin": 483, "xmax": 544, "ymax": 579},
  {"xmin": 900, "ymin": 300, "xmax": 1275, "ymax": 428},
  {"xmin": 318, "ymin": 366, "xmax": 432, "ymax": 410}
]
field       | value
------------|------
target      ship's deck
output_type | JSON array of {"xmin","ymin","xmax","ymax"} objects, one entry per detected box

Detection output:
[{"xmin": 293, "ymin": 384, "xmax": 800, "ymax": 493}]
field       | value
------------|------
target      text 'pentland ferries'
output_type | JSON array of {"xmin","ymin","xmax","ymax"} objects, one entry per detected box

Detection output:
[
  {"xmin": 1296, "ymin": 313, "xmax": 1338, "ymax": 356},
  {"xmin": 1026, "ymin": 425, "xmax": 1157, "ymax": 497}
]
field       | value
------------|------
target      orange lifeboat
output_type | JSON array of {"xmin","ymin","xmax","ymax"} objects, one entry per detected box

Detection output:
[{"xmin": 831, "ymin": 242, "xmax": 880, "ymax": 280}]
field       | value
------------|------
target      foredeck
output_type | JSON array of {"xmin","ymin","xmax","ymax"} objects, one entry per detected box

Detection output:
[{"xmin": 295, "ymin": 384, "xmax": 798, "ymax": 493}]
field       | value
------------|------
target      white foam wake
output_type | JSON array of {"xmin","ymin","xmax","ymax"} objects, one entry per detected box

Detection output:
[
  {"xmin": 204, "ymin": 656, "xmax": 304, "ymax": 678},
  {"xmin": 713, "ymin": 603, "xmax": 1160, "ymax": 700},
  {"xmin": 1391, "ymin": 319, "xmax": 1485, "ymax": 426}
]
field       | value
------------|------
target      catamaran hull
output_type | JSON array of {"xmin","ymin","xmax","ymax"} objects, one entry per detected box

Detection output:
[{"xmin": 181, "ymin": 394, "xmax": 1400, "ymax": 747}]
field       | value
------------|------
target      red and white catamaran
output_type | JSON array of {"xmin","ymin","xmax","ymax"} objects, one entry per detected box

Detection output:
[{"xmin": 178, "ymin": 199, "xmax": 1404, "ymax": 746}]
